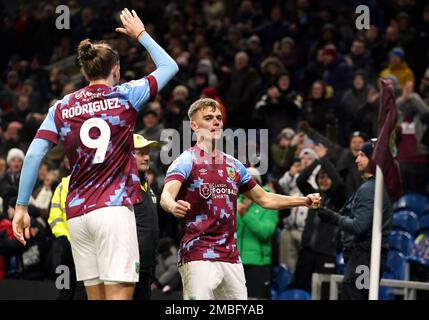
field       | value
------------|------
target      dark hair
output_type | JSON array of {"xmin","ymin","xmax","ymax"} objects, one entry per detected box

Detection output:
[{"xmin": 77, "ymin": 39, "xmax": 119, "ymax": 81}]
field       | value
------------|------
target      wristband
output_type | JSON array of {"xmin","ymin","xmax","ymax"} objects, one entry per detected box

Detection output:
[{"xmin": 136, "ymin": 29, "xmax": 145, "ymax": 39}]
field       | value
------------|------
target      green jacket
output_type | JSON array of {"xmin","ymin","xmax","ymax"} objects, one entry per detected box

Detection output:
[{"xmin": 236, "ymin": 186, "xmax": 279, "ymax": 266}]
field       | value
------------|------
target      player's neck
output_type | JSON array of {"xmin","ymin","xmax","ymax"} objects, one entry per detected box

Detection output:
[
  {"xmin": 89, "ymin": 78, "xmax": 114, "ymax": 87},
  {"xmin": 197, "ymin": 139, "xmax": 217, "ymax": 157}
]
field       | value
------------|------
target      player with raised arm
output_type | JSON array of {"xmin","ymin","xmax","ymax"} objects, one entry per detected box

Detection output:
[
  {"xmin": 12, "ymin": 8, "xmax": 178, "ymax": 300},
  {"xmin": 160, "ymin": 98, "xmax": 320, "ymax": 300}
]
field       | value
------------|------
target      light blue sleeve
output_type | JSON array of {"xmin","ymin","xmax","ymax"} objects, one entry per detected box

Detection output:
[
  {"xmin": 118, "ymin": 32, "xmax": 178, "ymax": 112},
  {"xmin": 118, "ymin": 79, "xmax": 151, "ymax": 111},
  {"xmin": 236, "ymin": 161, "xmax": 252, "ymax": 186},
  {"xmin": 165, "ymin": 150, "xmax": 193, "ymax": 182},
  {"xmin": 40, "ymin": 105, "xmax": 59, "ymax": 135},
  {"xmin": 16, "ymin": 139, "xmax": 53, "ymax": 206},
  {"xmin": 139, "ymin": 32, "xmax": 179, "ymax": 91}
]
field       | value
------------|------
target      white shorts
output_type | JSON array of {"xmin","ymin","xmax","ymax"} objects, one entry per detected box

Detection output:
[
  {"xmin": 179, "ymin": 260, "xmax": 247, "ymax": 300},
  {"xmin": 67, "ymin": 206, "xmax": 140, "ymax": 284}
]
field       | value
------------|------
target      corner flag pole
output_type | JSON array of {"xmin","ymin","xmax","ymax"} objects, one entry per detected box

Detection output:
[{"xmin": 369, "ymin": 165, "xmax": 383, "ymax": 300}]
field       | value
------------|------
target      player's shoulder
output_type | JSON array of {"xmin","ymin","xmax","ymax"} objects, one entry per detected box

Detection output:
[
  {"xmin": 223, "ymin": 152, "xmax": 244, "ymax": 169},
  {"xmin": 178, "ymin": 147, "xmax": 195, "ymax": 162},
  {"xmin": 116, "ymin": 78, "xmax": 148, "ymax": 93},
  {"xmin": 168, "ymin": 147, "xmax": 194, "ymax": 168}
]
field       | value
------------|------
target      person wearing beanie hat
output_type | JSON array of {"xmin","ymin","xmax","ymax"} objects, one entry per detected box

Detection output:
[
  {"xmin": 4, "ymin": 148, "xmax": 24, "ymax": 186},
  {"xmin": 380, "ymin": 47, "xmax": 415, "ymax": 89},
  {"xmin": 299, "ymin": 148, "xmax": 317, "ymax": 164},
  {"xmin": 6, "ymin": 148, "xmax": 24, "ymax": 166},
  {"xmin": 317, "ymin": 138, "xmax": 393, "ymax": 300}
]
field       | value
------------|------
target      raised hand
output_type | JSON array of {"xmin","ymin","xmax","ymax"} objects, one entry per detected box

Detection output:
[
  {"xmin": 115, "ymin": 8, "xmax": 146, "ymax": 39},
  {"xmin": 315, "ymin": 143, "xmax": 328, "ymax": 159}
]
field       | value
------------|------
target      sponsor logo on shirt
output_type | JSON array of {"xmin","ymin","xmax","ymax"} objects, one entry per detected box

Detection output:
[
  {"xmin": 199, "ymin": 183, "xmax": 237, "ymax": 199},
  {"xmin": 200, "ymin": 183, "xmax": 211, "ymax": 199}
]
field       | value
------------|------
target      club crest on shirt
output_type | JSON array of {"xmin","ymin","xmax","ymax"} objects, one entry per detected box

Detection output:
[
  {"xmin": 226, "ymin": 167, "xmax": 236, "ymax": 180},
  {"xmin": 200, "ymin": 183, "xmax": 212, "ymax": 199}
]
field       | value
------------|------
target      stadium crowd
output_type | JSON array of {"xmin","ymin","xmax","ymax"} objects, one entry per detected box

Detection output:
[{"xmin": 1, "ymin": 0, "xmax": 429, "ymax": 299}]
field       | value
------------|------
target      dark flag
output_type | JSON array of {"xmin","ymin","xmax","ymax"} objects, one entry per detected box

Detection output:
[{"xmin": 372, "ymin": 79, "xmax": 403, "ymax": 201}]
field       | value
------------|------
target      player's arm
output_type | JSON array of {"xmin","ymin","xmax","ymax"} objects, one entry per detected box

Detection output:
[
  {"xmin": 116, "ymin": 8, "xmax": 178, "ymax": 109},
  {"xmin": 14, "ymin": 138, "xmax": 53, "ymax": 245},
  {"xmin": 160, "ymin": 180, "xmax": 191, "ymax": 218},
  {"xmin": 243, "ymin": 184, "xmax": 321, "ymax": 211}
]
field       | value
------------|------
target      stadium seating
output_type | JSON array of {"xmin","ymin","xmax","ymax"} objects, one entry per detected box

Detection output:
[
  {"xmin": 379, "ymin": 272, "xmax": 395, "ymax": 300},
  {"xmin": 392, "ymin": 210, "xmax": 419, "ymax": 236},
  {"xmin": 272, "ymin": 265, "xmax": 294, "ymax": 293},
  {"xmin": 380, "ymin": 251, "xmax": 407, "ymax": 300},
  {"xmin": 275, "ymin": 289, "xmax": 311, "ymax": 300},
  {"xmin": 336, "ymin": 252, "xmax": 346, "ymax": 275},
  {"xmin": 385, "ymin": 250, "xmax": 407, "ymax": 280},
  {"xmin": 388, "ymin": 231, "xmax": 413, "ymax": 256},
  {"xmin": 419, "ymin": 214, "xmax": 429, "ymax": 231},
  {"xmin": 394, "ymin": 193, "xmax": 429, "ymax": 217}
]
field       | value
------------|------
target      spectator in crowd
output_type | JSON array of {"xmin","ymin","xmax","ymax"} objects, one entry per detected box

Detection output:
[
  {"xmin": 132, "ymin": 134, "xmax": 160, "ymax": 300},
  {"xmin": 270, "ymin": 128, "xmax": 297, "ymax": 178},
  {"xmin": 317, "ymin": 141, "xmax": 392, "ymax": 300},
  {"xmin": 223, "ymin": 51, "xmax": 261, "ymax": 128},
  {"xmin": 339, "ymin": 70, "xmax": 369, "ymax": 145},
  {"xmin": 301, "ymin": 79, "xmax": 336, "ymax": 141},
  {"xmin": 254, "ymin": 71, "xmax": 301, "ymax": 140},
  {"xmin": 300, "ymin": 122, "xmax": 366, "ymax": 198},
  {"xmin": 380, "ymin": 47, "xmax": 415, "ymax": 89},
  {"xmin": 396, "ymin": 81, "xmax": 429, "ymax": 194},
  {"xmin": 0, "ymin": 148, "xmax": 24, "ymax": 212},
  {"xmin": 320, "ymin": 44, "xmax": 354, "ymax": 103},
  {"xmin": 419, "ymin": 67, "xmax": 429, "ymax": 105},
  {"xmin": 278, "ymin": 148, "xmax": 317, "ymax": 272},
  {"xmin": 0, "ymin": 157, "xmax": 6, "ymax": 179},
  {"xmin": 345, "ymin": 38, "xmax": 374, "ymax": 78},
  {"xmin": 237, "ymin": 167, "xmax": 279, "ymax": 299},
  {"xmin": 291, "ymin": 144, "xmax": 345, "ymax": 294}
]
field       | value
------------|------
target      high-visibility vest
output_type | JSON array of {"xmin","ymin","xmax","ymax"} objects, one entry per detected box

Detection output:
[{"xmin": 48, "ymin": 176, "xmax": 70, "ymax": 241}]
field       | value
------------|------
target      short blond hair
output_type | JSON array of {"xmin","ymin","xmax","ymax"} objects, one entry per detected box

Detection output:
[{"xmin": 187, "ymin": 98, "xmax": 221, "ymax": 120}]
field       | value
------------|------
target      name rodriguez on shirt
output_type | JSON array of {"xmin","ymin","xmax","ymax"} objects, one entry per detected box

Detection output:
[{"xmin": 62, "ymin": 97, "xmax": 121, "ymax": 119}]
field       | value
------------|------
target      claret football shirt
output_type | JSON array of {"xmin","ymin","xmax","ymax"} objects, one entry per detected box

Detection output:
[
  {"xmin": 165, "ymin": 145, "xmax": 257, "ymax": 265},
  {"xmin": 35, "ymin": 76, "xmax": 157, "ymax": 219}
]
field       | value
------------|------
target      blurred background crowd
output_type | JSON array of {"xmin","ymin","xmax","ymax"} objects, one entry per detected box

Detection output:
[{"xmin": 0, "ymin": 0, "xmax": 429, "ymax": 299}]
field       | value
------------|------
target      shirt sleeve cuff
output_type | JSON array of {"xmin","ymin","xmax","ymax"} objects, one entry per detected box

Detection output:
[
  {"xmin": 239, "ymin": 178, "xmax": 257, "ymax": 193},
  {"xmin": 145, "ymin": 75, "xmax": 158, "ymax": 101},
  {"xmin": 35, "ymin": 130, "xmax": 58, "ymax": 144},
  {"xmin": 164, "ymin": 173, "xmax": 185, "ymax": 184}
]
